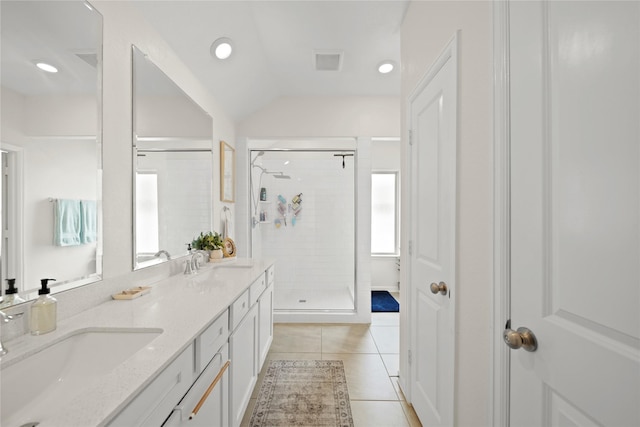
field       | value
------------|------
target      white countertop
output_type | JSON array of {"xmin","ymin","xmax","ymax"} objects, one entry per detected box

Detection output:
[{"xmin": 1, "ymin": 257, "xmax": 273, "ymax": 427}]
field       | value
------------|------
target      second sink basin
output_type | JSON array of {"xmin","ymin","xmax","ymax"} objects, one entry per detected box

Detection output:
[{"xmin": 1, "ymin": 327, "xmax": 162, "ymax": 426}]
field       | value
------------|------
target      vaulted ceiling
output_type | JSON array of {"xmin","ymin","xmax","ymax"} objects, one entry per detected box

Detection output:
[{"xmin": 133, "ymin": 1, "xmax": 408, "ymax": 121}]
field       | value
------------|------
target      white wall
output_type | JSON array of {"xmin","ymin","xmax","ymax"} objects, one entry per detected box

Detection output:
[
  {"xmin": 238, "ymin": 95, "xmax": 400, "ymax": 138},
  {"xmin": 400, "ymin": 1, "xmax": 493, "ymax": 425},
  {"xmin": 24, "ymin": 95, "xmax": 97, "ymax": 137},
  {"xmin": 23, "ymin": 139, "xmax": 98, "ymax": 289},
  {"xmin": 0, "ymin": 88, "xmax": 25, "ymax": 143}
]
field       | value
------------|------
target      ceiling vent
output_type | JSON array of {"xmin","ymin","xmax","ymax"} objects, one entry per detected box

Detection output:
[{"xmin": 314, "ymin": 50, "xmax": 343, "ymax": 71}]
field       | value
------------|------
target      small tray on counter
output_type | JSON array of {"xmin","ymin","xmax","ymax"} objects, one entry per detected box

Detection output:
[{"xmin": 112, "ymin": 286, "xmax": 151, "ymax": 300}]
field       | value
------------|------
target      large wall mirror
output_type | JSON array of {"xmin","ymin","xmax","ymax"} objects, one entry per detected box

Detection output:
[
  {"xmin": 132, "ymin": 46, "xmax": 214, "ymax": 270},
  {"xmin": 0, "ymin": 1, "xmax": 103, "ymax": 305}
]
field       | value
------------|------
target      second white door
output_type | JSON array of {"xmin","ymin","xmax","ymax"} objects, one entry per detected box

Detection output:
[
  {"xmin": 508, "ymin": 1, "xmax": 640, "ymax": 425},
  {"xmin": 408, "ymin": 35, "xmax": 457, "ymax": 427}
]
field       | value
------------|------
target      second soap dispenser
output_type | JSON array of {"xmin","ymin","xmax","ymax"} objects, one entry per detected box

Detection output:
[
  {"xmin": 0, "ymin": 278, "xmax": 25, "ymax": 308},
  {"xmin": 30, "ymin": 278, "xmax": 57, "ymax": 335}
]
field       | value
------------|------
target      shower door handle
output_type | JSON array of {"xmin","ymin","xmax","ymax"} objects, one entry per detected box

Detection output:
[{"xmin": 430, "ymin": 282, "xmax": 447, "ymax": 295}]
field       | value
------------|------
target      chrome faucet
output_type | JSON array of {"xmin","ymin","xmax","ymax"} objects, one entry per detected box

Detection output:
[
  {"xmin": 0, "ymin": 310, "xmax": 23, "ymax": 356},
  {"xmin": 191, "ymin": 251, "xmax": 208, "ymax": 270},
  {"xmin": 184, "ymin": 259, "xmax": 195, "ymax": 275},
  {"xmin": 154, "ymin": 249, "xmax": 172, "ymax": 260}
]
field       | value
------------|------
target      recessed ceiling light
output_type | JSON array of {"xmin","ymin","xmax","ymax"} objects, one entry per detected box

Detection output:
[
  {"xmin": 211, "ymin": 38, "xmax": 233, "ymax": 60},
  {"xmin": 35, "ymin": 62, "xmax": 58, "ymax": 73},
  {"xmin": 378, "ymin": 61, "xmax": 395, "ymax": 74}
]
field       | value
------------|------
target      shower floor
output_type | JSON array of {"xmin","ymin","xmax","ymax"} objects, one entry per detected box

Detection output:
[{"xmin": 274, "ymin": 287, "xmax": 355, "ymax": 311}]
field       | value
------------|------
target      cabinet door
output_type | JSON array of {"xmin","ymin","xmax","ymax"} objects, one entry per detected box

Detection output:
[
  {"xmin": 258, "ymin": 283, "xmax": 273, "ymax": 371},
  {"xmin": 163, "ymin": 345, "xmax": 229, "ymax": 427},
  {"xmin": 229, "ymin": 304, "xmax": 258, "ymax": 427}
]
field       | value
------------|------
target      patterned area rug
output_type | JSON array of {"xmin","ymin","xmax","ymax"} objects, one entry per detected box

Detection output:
[{"xmin": 250, "ymin": 360, "xmax": 354, "ymax": 427}]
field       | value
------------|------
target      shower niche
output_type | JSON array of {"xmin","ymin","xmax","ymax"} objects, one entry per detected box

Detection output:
[{"xmin": 249, "ymin": 150, "xmax": 356, "ymax": 313}]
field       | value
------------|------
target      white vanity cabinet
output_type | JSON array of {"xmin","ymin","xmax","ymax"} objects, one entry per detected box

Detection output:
[
  {"xmin": 258, "ymin": 267, "xmax": 274, "ymax": 370},
  {"xmin": 229, "ymin": 268, "xmax": 274, "ymax": 427},
  {"xmin": 162, "ymin": 311, "xmax": 231, "ymax": 427},
  {"xmin": 107, "ymin": 343, "xmax": 195, "ymax": 427},
  {"xmin": 108, "ymin": 310, "xmax": 230, "ymax": 427},
  {"xmin": 229, "ymin": 288, "xmax": 259, "ymax": 427},
  {"xmin": 163, "ymin": 344, "xmax": 229, "ymax": 427},
  {"xmin": 105, "ymin": 263, "xmax": 274, "ymax": 427}
]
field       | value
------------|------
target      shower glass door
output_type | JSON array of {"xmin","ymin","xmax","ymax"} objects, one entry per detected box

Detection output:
[{"xmin": 250, "ymin": 150, "xmax": 355, "ymax": 311}]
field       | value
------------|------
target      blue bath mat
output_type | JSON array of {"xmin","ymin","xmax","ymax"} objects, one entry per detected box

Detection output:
[{"xmin": 371, "ymin": 291, "xmax": 399, "ymax": 312}]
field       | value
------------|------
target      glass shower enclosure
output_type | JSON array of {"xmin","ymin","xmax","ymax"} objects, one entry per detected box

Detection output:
[{"xmin": 250, "ymin": 150, "xmax": 356, "ymax": 312}]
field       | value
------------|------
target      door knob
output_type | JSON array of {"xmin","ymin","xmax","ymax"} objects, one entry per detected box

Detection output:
[
  {"xmin": 430, "ymin": 281, "xmax": 447, "ymax": 295},
  {"xmin": 503, "ymin": 325, "xmax": 537, "ymax": 352}
]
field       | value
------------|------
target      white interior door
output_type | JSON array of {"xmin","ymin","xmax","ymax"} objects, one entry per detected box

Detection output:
[
  {"xmin": 508, "ymin": 1, "xmax": 640, "ymax": 425},
  {"xmin": 408, "ymin": 35, "xmax": 457, "ymax": 427}
]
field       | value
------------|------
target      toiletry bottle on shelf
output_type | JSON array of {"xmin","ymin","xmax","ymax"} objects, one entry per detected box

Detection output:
[
  {"xmin": 30, "ymin": 278, "xmax": 57, "ymax": 335},
  {"xmin": 0, "ymin": 279, "xmax": 25, "ymax": 308},
  {"xmin": 260, "ymin": 187, "xmax": 267, "ymax": 201}
]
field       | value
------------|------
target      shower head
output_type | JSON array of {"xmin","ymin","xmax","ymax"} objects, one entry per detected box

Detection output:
[
  {"xmin": 264, "ymin": 170, "xmax": 291, "ymax": 179},
  {"xmin": 272, "ymin": 173, "xmax": 291, "ymax": 179}
]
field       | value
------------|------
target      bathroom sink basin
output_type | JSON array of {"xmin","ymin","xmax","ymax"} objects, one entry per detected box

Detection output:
[{"xmin": 1, "ymin": 327, "xmax": 162, "ymax": 425}]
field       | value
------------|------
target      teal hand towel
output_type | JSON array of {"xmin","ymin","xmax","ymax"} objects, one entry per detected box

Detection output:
[
  {"xmin": 54, "ymin": 199, "xmax": 82, "ymax": 246},
  {"xmin": 81, "ymin": 200, "xmax": 97, "ymax": 244}
]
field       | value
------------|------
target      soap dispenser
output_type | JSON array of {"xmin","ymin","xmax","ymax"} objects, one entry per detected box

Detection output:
[
  {"xmin": 30, "ymin": 278, "xmax": 57, "ymax": 335},
  {"xmin": 0, "ymin": 279, "xmax": 25, "ymax": 308}
]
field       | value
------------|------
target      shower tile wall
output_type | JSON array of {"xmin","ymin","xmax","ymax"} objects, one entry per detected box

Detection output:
[
  {"xmin": 256, "ymin": 152, "xmax": 355, "ymax": 310},
  {"xmin": 138, "ymin": 152, "xmax": 212, "ymax": 256}
]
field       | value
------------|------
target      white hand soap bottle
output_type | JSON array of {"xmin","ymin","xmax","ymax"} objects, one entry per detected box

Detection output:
[{"xmin": 30, "ymin": 278, "xmax": 57, "ymax": 335}]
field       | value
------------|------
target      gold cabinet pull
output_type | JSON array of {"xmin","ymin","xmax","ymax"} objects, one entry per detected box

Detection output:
[{"xmin": 189, "ymin": 360, "xmax": 230, "ymax": 419}]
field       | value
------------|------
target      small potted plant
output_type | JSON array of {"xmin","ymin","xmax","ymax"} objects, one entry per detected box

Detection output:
[{"xmin": 192, "ymin": 231, "xmax": 224, "ymax": 260}]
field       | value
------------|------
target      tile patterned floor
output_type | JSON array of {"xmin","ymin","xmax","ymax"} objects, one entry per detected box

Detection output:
[{"xmin": 241, "ymin": 310, "xmax": 422, "ymax": 427}]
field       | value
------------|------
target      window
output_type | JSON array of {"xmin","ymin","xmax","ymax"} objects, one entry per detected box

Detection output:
[
  {"xmin": 135, "ymin": 172, "xmax": 159, "ymax": 254},
  {"xmin": 371, "ymin": 172, "xmax": 398, "ymax": 255}
]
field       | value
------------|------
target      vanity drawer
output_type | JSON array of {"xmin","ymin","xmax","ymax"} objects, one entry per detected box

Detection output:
[
  {"xmin": 266, "ymin": 266, "xmax": 275, "ymax": 285},
  {"xmin": 230, "ymin": 290, "xmax": 249, "ymax": 331},
  {"xmin": 249, "ymin": 274, "xmax": 266, "ymax": 306},
  {"xmin": 195, "ymin": 309, "xmax": 229, "ymax": 373},
  {"xmin": 163, "ymin": 344, "xmax": 229, "ymax": 427},
  {"xmin": 108, "ymin": 343, "xmax": 194, "ymax": 427}
]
